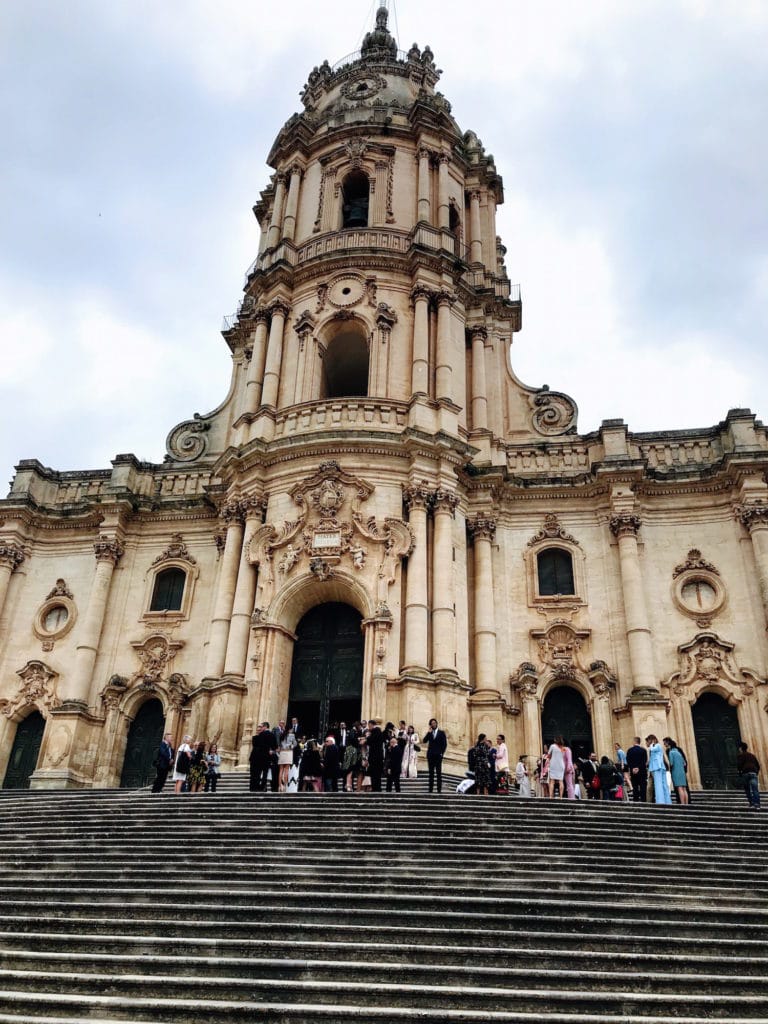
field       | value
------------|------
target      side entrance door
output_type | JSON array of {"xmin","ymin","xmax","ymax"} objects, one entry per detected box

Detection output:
[
  {"xmin": 2, "ymin": 711, "xmax": 45, "ymax": 789},
  {"xmin": 120, "ymin": 699, "xmax": 165, "ymax": 788}
]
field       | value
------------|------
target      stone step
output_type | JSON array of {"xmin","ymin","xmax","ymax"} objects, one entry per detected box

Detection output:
[
  {"xmin": 2, "ymin": 931, "xmax": 764, "ymax": 973},
  {"xmin": 0, "ymin": 951, "xmax": 760, "ymax": 997},
  {"xmin": 0, "ymin": 969, "xmax": 767, "ymax": 1016}
]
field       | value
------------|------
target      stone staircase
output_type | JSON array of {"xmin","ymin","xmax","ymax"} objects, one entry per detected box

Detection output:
[{"xmin": 0, "ymin": 787, "xmax": 765, "ymax": 1023}]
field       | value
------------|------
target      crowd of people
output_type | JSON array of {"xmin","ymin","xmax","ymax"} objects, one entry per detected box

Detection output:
[
  {"xmin": 150, "ymin": 721, "xmax": 762, "ymax": 808},
  {"xmin": 247, "ymin": 717, "xmax": 446, "ymax": 793}
]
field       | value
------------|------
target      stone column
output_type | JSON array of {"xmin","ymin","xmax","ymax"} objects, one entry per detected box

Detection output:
[
  {"xmin": 281, "ymin": 165, "xmax": 303, "ymax": 242},
  {"xmin": 266, "ymin": 172, "xmax": 287, "ymax": 248},
  {"xmin": 437, "ymin": 153, "xmax": 450, "ymax": 230},
  {"xmin": 0, "ymin": 542, "xmax": 25, "ymax": 622},
  {"xmin": 609, "ymin": 513, "xmax": 658, "ymax": 694},
  {"xmin": 410, "ymin": 285, "xmax": 431, "ymax": 398},
  {"xmin": 223, "ymin": 499, "xmax": 264, "ymax": 679},
  {"xmin": 370, "ymin": 303, "xmax": 397, "ymax": 398},
  {"xmin": 469, "ymin": 190, "xmax": 483, "ymax": 264},
  {"xmin": 738, "ymin": 506, "xmax": 768, "ymax": 625},
  {"xmin": 203, "ymin": 502, "xmax": 244, "ymax": 680},
  {"xmin": 260, "ymin": 299, "xmax": 290, "ymax": 410},
  {"xmin": 435, "ymin": 290, "xmax": 455, "ymax": 403},
  {"xmin": 242, "ymin": 309, "xmax": 270, "ymax": 414},
  {"xmin": 402, "ymin": 483, "xmax": 432, "ymax": 673},
  {"xmin": 431, "ymin": 489, "xmax": 459, "ymax": 675},
  {"xmin": 470, "ymin": 325, "xmax": 488, "ymax": 431},
  {"xmin": 468, "ymin": 515, "xmax": 497, "ymax": 694},
  {"xmin": 68, "ymin": 536, "xmax": 124, "ymax": 706},
  {"xmin": 514, "ymin": 664, "xmax": 541, "ymax": 760},
  {"xmin": 417, "ymin": 147, "xmax": 431, "ymax": 222}
]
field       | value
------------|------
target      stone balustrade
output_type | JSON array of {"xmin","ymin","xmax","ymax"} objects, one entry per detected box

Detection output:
[{"xmin": 273, "ymin": 398, "xmax": 408, "ymax": 439}]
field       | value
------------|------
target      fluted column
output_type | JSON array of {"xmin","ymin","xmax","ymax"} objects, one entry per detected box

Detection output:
[
  {"xmin": 403, "ymin": 483, "xmax": 432, "ymax": 672},
  {"xmin": 437, "ymin": 153, "xmax": 450, "ymax": 229},
  {"xmin": 435, "ymin": 290, "xmax": 455, "ymax": 403},
  {"xmin": 260, "ymin": 299, "xmax": 290, "ymax": 409},
  {"xmin": 431, "ymin": 489, "xmax": 459, "ymax": 674},
  {"xmin": 609, "ymin": 513, "xmax": 657, "ymax": 693},
  {"xmin": 410, "ymin": 285, "xmax": 431, "ymax": 397},
  {"xmin": 470, "ymin": 325, "xmax": 488, "ymax": 431},
  {"xmin": 417, "ymin": 147, "xmax": 431, "ymax": 222},
  {"xmin": 0, "ymin": 542, "xmax": 25, "ymax": 623},
  {"xmin": 468, "ymin": 515, "xmax": 497, "ymax": 693},
  {"xmin": 281, "ymin": 165, "xmax": 303, "ymax": 242},
  {"xmin": 266, "ymin": 172, "xmax": 287, "ymax": 248},
  {"xmin": 242, "ymin": 309, "xmax": 270, "ymax": 414},
  {"xmin": 204, "ymin": 502, "xmax": 245, "ymax": 680},
  {"xmin": 68, "ymin": 536, "xmax": 124, "ymax": 705},
  {"xmin": 223, "ymin": 498, "xmax": 264, "ymax": 678},
  {"xmin": 469, "ymin": 189, "xmax": 483, "ymax": 264},
  {"xmin": 738, "ymin": 506, "xmax": 768, "ymax": 625}
]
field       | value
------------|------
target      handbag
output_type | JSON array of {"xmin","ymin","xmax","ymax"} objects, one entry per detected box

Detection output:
[
  {"xmin": 176, "ymin": 751, "xmax": 191, "ymax": 774},
  {"xmin": 413, "ymin": 743, "xmax": 421, "ymax": 752}
]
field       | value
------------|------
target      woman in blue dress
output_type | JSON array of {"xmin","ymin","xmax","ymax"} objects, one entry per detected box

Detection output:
[
  {"xmin": 645, "ymin": 734, "xmax": 671, "ymax": 804},
  {"xmin": 664, "ymin": 738, "xmax": 689, "ymax": 804}
]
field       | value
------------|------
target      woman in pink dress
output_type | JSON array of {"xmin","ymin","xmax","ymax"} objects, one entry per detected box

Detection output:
[{"xmin": 562, "ymin": 739, "xmax": 576, "ymax": 799}]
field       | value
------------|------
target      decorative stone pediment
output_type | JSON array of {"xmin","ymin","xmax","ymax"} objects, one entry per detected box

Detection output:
[
  {"xmin": 151, "ymin": 533, "xmax": 197, "ymax": 567},
  {"xmin": 529, "ymin": 388, "xmax": 577, "ymax": 437},
  {"xmin": 531, "ymin": 620, "xmax": 591, "ymax": 672},
  {"xmin": 0, "ymin": 661, "xmax": 61, "ymax": 718},
  {"xmin": 527, "ymin": 514, "xmax": 579, "ymax": 548},
  {"xmin": 664, "ymin": 631, "xmax": 761, "ymax": 699},
  {"xmin": 129, "ymin": 633, "xmax": 184, "ymax": 685}
]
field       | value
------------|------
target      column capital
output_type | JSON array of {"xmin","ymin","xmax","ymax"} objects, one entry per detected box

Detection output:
[
  {"xmin": 511, "ymin": 662, "xmax": 539, "ymax": 700},
  {"xmin": 410, "ymin": 283, "xmax": 432, "ymax": 304},
  {"xmin": 251, "ymin": 305, "xmax": 271, "ymax": 325},
  {"xmin": 433, "ymin": 488, "xmax": 459, "ymax": 515},
  {"xmin": 0, "ymin": 541, "xmax": 25, "ymax": 571},
  {"xmin": 417, "ymin": 145, "xmax": 432, "ymax": 162},
  {"xmin": 287, "ymin": 162, "xmax": 304, "ymax": 179},
  {"xmin": 93, "ymin": 536, "xmax": 124, "ymax": 565},
  {"xmin": 467, "ymin": 514, "xmax": 496, "ymax": 541},
  {"xmin": 437, "ymin": 151, "xmax": 450, "ymax": 165},
  {"xmin": 468, "ymin": 324, "xmax": 488, "ymax": 343},
  {"xmin": 220, "ymin": 500, "xmax": 245, "ymax": 526},
  {"xmin": 435, "ymin": 288, "xmax": 456, "ymax": 308},
  {"xmin": 241, "ymin": 496, "xmax": 267, "ymax": 520},
  {"xmin": 274, "ymin": 170, "xmax": 288, "ymax": 186},
  {"xmin": 736, "ymin": 503, "xmax": 768, "ymax": 533},
  {"xmin": 268, "ymin": 298, "xmax": 291, "ymax": 319},
  {"xmin": 403, "ymin": 481, "xmax": 433, "ymax": 511},
  {"xmin": 468, "ymin": 188, "xmax": 482, "ymax": 201},
  {"xmin": 609, "ymin": 512, "xmax": 642, "ymax": 538},
  {"xmin": 375, "ymin": 302, "xmax": 398, "ymax": 330}
]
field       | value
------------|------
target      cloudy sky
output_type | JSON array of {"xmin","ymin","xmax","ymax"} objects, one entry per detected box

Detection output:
[{"xmin": 1, "ymin": 0, "xmax": 766, "ymax": 490}]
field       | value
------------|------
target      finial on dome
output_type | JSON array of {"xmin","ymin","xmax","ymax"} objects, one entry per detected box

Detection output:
[{"xmin": 362, "ymin": 2, "xmax": 398, "ymax": 59}]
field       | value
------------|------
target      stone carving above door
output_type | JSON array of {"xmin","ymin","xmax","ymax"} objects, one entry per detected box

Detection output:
[
  {"xmin": 0, "ymin": 661, "xmax": 61, "ymax": 718},
  {"xmin": 249, "ymin": 460, "xmax": 412, "ymax": 615},
  {"xmin": 664, "ymin": 631, "xmax": 761, "ymax": 699}
]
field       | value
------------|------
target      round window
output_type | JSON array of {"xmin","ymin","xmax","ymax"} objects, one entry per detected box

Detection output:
[
  {"xmin": 680, "ymin": 579, "xmax": 718, "ymax": 613},
  {"xmin": 43, "ymin": 605, "xmax": 69, "ymax": 632}
]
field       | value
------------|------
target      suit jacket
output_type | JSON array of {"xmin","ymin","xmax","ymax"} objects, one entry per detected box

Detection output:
[
  {"xmin": 157, "ymin": 740, "xmax": 174, "ymax": 768},
  {"xmin": 423, "ymin": 728, "xmax": 447, "ymax": 761},
  {"xmin": 367, "ymin": 727, "xmax": 385, "ymax": 768},
  {"xmin": 250, "ymin": 731, "xmax": 277, "ymax": 764},
  {"xmin": 334, "ymin": 728, "xmax": 353, "ymax": 750},
  {"xmin": 626, "ymin": 744, "xmax": 647, "ymax": 774}
]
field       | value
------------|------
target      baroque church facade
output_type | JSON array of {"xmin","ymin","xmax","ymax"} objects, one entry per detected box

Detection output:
[{"xmin": 2, "ymin": 7, "xmax": 768, "ymax": 790}]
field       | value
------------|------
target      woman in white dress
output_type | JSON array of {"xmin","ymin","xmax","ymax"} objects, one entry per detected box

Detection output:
[
  {"xmin": 515, "ymin": 755, "xmax": 531, "ymax": 797},
  {"xmin": 277, "ymin": 728, "xmax": 297, "ymax": 792},
  {"xmin": 400, "ymin": 724, "xmax": 419, "ymax": 779},
  {"xmin": 547, "ymin": 737, "xmax": 566, "ymax": 799},
  {"xmin": 172, "ymin": 734, "xmax": 193, "ymax": 794}
]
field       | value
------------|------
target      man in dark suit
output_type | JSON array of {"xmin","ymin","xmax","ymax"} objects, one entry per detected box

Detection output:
[
  {"xmin": 322, "ymin": 735, "xmax": 341, "ymax": 792},
  {"xmin": 151, "ymin": 733, "xmax": 174, "ymax": 793},
  {"xmin": 249, "ymin": 722, "xmax": 277, "ymax": 791},
  {"xmin": 334, "ymin": 721, "xmax": 352, "ymax": 753},
  {"xmin": 626, "ymin": 736, "xmax": 648, "ymax": 802},
  {"xmin": 366, "ymin": 720, "xmax": 385, "ymax": 792},
  {"xmin": 423, "ymin": 718, "xmax": 447, "ymax": 793}
]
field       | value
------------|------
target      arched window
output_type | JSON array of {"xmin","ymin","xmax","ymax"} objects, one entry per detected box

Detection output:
[
  {"xmin": 150, "ymin": 567, "xmax": 186, "ymax": 612},
  {"xmin": 321, "ymin": 327, "xmax": 369, "ymax": 398},
  {"xmin": 341, "ymin": 170, "xmax": 370, "ymax": 228},
  {"xmin": 537, "ymin": 548, "xmax": 575, "ymax": 597}
]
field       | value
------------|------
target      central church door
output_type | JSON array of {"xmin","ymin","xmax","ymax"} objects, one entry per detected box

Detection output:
[
  {"xmin": 120, "ymin": 699, "xmax": 165, "ymax": 789},
  {"xmin": 692, "ymin": 692, "xmax": 741, "ymax": 789},
  {"xmin": 287, "ymin": 603, "xmax": 363, "ymax": 739},
  {"xmin": 541, "ymin": 686, "xmax": 594, "ymax": 761}
]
